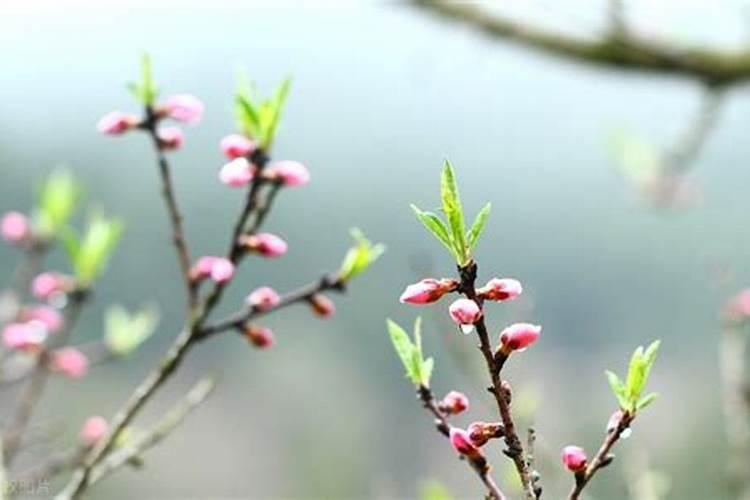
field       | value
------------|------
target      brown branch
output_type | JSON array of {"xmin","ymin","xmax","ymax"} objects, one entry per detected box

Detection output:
[
  {"xmin": 86, "ymin": 376, "xmax": 216, "ymax": 487},
  {"xmin": 413, "ymin": 0, "xmax": 750, "ymax": 85},
  {"xmin": 2, "ymin": 290, "xmax": 87, "ymax": 464},
  {"xmin": 417, "ymin": 385, "xmax": 506, "ymax": 500},
  {"xmin": 142, "ymin": 111, "xmax": 196, "ymax": 308},
  {"xmin": 197, "ymin": 272, "xmax": 345, "ymax": 340},
  {"xmin": 458, "ymin": 261, "xmax": 537, "ymax": 500},
  {"xmin": 567, "ymin": 411, "xmax": 634, "ymax": 500}
]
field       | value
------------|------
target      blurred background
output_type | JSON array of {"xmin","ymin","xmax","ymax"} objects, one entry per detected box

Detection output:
[{"xmin": 2, "ymin": 1, "xmax": 750, "ymax": 498}]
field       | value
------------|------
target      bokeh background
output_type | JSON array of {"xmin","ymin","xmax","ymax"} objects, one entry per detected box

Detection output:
[{"xmin": 2, "ymin": 1, "xmax": 750, "ymax": 498}]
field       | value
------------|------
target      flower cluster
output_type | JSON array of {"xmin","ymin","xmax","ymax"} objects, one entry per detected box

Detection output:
[{"xmin": 97, "ymin": 93, "xmax": 204, "ymax": 151}]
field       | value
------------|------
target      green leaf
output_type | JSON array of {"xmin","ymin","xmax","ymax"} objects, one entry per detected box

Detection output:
[
  {"xmin": 605, "ymin": 370, "xmax": 630, "ymax": 409},
  {"xmin": 636, "ymin": 392, "xmax": 659, "ymax": 410},
  {"xmin": 467, "ymin": 202, "xmax": 491, "ymax": 250},
  {"xmin": 411, "ymin": 205, "xmax": 456, "ymax": 258},
  {"xmin": 421, "ymin": 357, "xmax": 434, "ymax": 387},
  {"xmin": 440, "ymin": 160, "xmax": 468, "ymax": 265},
  {"xmin": 387, "ymin": 319, "xmax": 418, "ymax": 385},
  {"xmin": 419, "ymin": 481, "xmax": 453, "ymax": 500},
  {"xmin": 104, "ymin": 304, "xmax": 160, "ymax": 356},
  {"xmin": 338, "ymin": 228, "xmax": 385, "ymax": 282},
  {"xmin": 626, "ymin": 345, "xmax": 646, "ymax": 404},
  {"xmin": 128, "ymin": 54, "xmax": 159, "ymax": 106},
  {"xmin": 262, "ymin": 78, "xmax": 292, "ymax": 149},
  {"xmin": 642, "ymin": 340, "xmax": 660, "ymax": 385},
  {"xmin": 233, "ymin": 75, "xmax": 293, "ymax": 150},
  {"xmin": 66, "ymin": 211, "xmax": 124, "ymax": 285},
  {"xmin": 35, "ymin": 168, "xmax": 81, "ymax": 237}
]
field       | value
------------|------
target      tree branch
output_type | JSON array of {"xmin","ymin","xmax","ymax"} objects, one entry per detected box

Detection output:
[
  {"xmin": 567, "ymin": 411, "xmax": 634, "ymax": 499},
  {"xmin": 2, "ymin": 290, "xmax": 88, "ymax": 464},
  {"xmin": 416, "ymin": 385, "xmax": 506, "ymax": 500},
  {"xmin": 457, "ymin": 262, "xmax": 537, "ymax": 500},
  {"xmin": 142, "ymin": 111, "xmax": 196, "ymax": 309},
  {"xmin": 413, "ymin": 0, "xmax": 750, "ymax": 85}
]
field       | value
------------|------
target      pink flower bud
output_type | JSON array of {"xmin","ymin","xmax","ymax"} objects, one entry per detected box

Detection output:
[
  {"xmin": 161, "ymin": 94, "xmax": 204, "ymax": 125},
  {"xmin": 439, "ymin": 390, "xmax": 469, "ymax": 415},
  {"xmin": 449, "ymin": 427, "xmax": 481, "ymax": 459},
  {"xmin": 239, "ymin": 233, "xmax": 288, "ymax": 257},
  {"xmin": 21, "ymin": 306, "xmax": 64, "ymax": 333},
  {"xmin": 31, "ymin": 272, "xmax": 68, "ymax": 301},
  {"xmin": 191, "ymin": 256, "xmax": 234, "ymax": 284},
  {"xmin": 499, "ymin": 323, "xmax": 541, "ymax": 353},
  {"xmin": 399, "ymin": 278, "xmax": 457, "ymax": 305},
  {"xmin": 210, "ymin": 258, "xmax": 235, "ymax": 284},
  {"xmin": 246, "ymin": 286, "xmax": 281, "ymax": 311},
  {"xmin": 96, "ymin": 111, "xmax": 139, "ymax": 135},
  {"xmin": 467, "ymin": 421, "xmax": 504, "ymax": 447},
  {"xmin": 2, "ymin": 322, "xmax": 47, "ymax": 350},
  {"xmin": 264, "ymin": 161, "xmax": 310, "ymax": 187},
  {"xmin": 219, "ymin": 158, "xmax": 255, "ymax": 187},
  {"xmin": 244, "ymin": 325, "xmax": 275, "ymax": 349},
  {"xmin": 308, "ymin": 294, "xmax": 335, "ymax": 318},
  {"xmin": 1, "ymin": 212, "xmax": 30, "ymax": 243},
  {"xmin": 80, "ymin": 416, "xmax": 108, "ymax": 446},
  {"xmin": 448, "ymin": 299, "xmax": 482, "ymax": 332},
  {"xmin": 562, "ymin": 445, "xmax": 587, "ymax": 472},
  {"xmin": 477, "ymin": 278, "xmax": 523, "ymax": 302},
  {"xmin": 51, "ymin": 347, "xmax": 89, "ymax": 378},
  {"xmin": 157, "ymin": 126, "xmax": 184, "ymax": 150},
  {"xmin": 726, "ymin": 288, "xmax": 750, "ymax": 323},
  {"xmin": 220, "ymin": 134, "xmax": 256, "ymax": 159}
]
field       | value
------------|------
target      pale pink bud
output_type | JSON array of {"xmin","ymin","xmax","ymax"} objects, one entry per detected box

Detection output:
[
  {"xmin": 726, "ymin": 289, "xmax": 750, "ymax": 323},
  {"xmin": 499, "ymin": 323, "xmax": 541, "ymax": 353},
  {"xmin": 439, "ymin": 390, "xmax": 469, "ymax": 415},
  {"xmin": 161, "ymin": 94, "xmax": 204, "ymax": 125},
  {"xmin": 245, "ymin": 325, "xmax": 275, "ymax": 349},
  {"xmin": 240, "ymin": 233, "xmax": 288, "ymax": 257},
  {"xmin": 467, "ymin": 421, "xmax": 504, "ymax": 447},
  {"xmin": 219, "ymin": 158, "xmax": 255, "ymax": 187},
  {"xmin": 96, "ymin": 111, "xmax": 138, "ymax": 135},
  {"xmin": 246, "ymin": 286, "xmax": 281, "ymax": 311},
  {"xmin": 2, "ymin": 322, "xmax": 47, "ymax": 350},
  {"xmin": 309, "ymin": 294, "xmax": 335, "ymax": 318},
  {"xmin": 209, "ymin": 258, "xmax": 235, "ymax": 284},
  {"xmin": 80, "ymin": 416, "xmax": 108, "ymax": 446},
  {"xmin": 264, "ymin": 161, "xmax": 310, "ymax": 187},
  {"xmin": 191, "ymin": 256, "xmax": 234, "ymax": 284},
  {"xmin": 31, "ymin": 272, "xmax": 68, "ymax": 301},
  {"xmin": 1, "ymin": 212, "xmax": 30, "ymax": 243},
  {"xmin": 157, "ymin": 126, "xmax": 184, "ymax": 150},
  {"xmin": 51, "ymin": 347, "xmax": 89, "ymax": 378},
  {"xmin": 399, "ymin": 278, "xmax": 457, "ymax": 305},
  {"xmin": 220, "ymin": 134, "xmax": 256, "ymax": 159},
  {"xmin": 21, "ymin": 306, "xmax": 64, "ymax": 333},
  {"xmin": 562, "ymin": 445, "xmax": 587, "ymax": 472},
  {"xmin": 449, "ymin": 427, "xmax": 481, "ymax": 458},
  {"xmin": 477, "ymin": 278, "xmax": 522, "ymax": 302},
  {"xmin": 448, "ymin": 299, "xmax": 482, "ymax": 332}
]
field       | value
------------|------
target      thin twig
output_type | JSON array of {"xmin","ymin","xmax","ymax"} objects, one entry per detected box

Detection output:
[
  {"xmin": 417, "ymin": 385, "xmax": 506, "ymax": 500},
  {"xmin": 567, "ymin": 411, "xmax": 634, "ymax": 499},
  {"xmin": 143, "ymin": 112, "xmax": 196, "ymax": 308},
  {"xmin": 86, "ymin": 377, "xmax": 216, "ymax": 486},
  {"xmin": 2, "ymin": 291, "xmax": 87, "ymax": 464},
  {"xmin": 458, "ymin": 261, "xmax": 536, "ymax": 500},
  {"xmin": 197, "ymin": 273, "xmax": 344, "ymax": 340}
]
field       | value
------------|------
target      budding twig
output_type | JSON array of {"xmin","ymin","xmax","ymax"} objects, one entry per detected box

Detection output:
[
  {"xmin": 2, "ymin": 290, "xmax": 87, "ymax": 464},
  {"xmin": 416, "ymin": 385, "xmax": 506, "ymax": 500},
  {"xmin": 567, "ymin": 411, "xmax": 634, "ymax": 500},
  {"xmin": 458, "ymin": 261, "xmax": 537, "ymax": 500}
]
